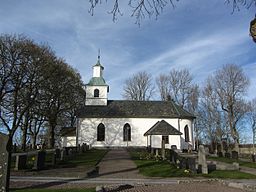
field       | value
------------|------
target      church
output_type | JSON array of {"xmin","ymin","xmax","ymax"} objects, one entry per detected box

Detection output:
[{"xmin": 61, "ymin": 58, "xmax": 195, "ymax": 150}]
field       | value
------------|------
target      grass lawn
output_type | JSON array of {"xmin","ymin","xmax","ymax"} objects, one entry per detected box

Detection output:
[
  {"xmin": 58, "ymin": 149, "xmax": 108, "ymax": 168},
  {"xmin": 130, "ymin": 150, "xmax": 256, "ymax": 179},
  {"xmin": 11, "ymin": 188, "xmax": 95, "ymax": 192},
  {"xmin": 208, "ymin": 156, "xmax": 256, "ymax": 169}
]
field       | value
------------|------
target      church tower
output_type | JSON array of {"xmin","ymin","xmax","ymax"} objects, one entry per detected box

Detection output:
[{"xmin": 85, "ymin": 55, "xmax": 109, "ymax": 106}]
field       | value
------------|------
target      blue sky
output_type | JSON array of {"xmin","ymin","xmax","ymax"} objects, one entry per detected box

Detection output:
[{"xmin": 0, "ymin": 0, "xmax": 255, "ymax": 100}]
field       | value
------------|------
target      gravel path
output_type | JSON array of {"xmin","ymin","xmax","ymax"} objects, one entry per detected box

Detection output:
[{"xmin": 10, "ymin": 181, "xmax": 247, "ymax": 192}]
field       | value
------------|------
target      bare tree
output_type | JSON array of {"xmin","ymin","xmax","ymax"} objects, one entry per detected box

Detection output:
[
  {"xmin": 156, "ymin": 74, "xmax": 171, "ymax": 101},
  {"xmin": 88, "ymin": 0, "xmax": 256, "ymax": 25},
  {"xmin": 214, "ymin": 64, "xmax": 249, "ymax": 150},
  {"xmin": 248, "ymin": 98, "xmax": 256, "ymax": 153},
  {"xmin": 168, "ymin": 68, "xmax": 193, "ymax": 108},
  {"xmin": 122, "ymin": 71, "xmax": 154, "ymax": 100},
  {"xmin": 198, "ymin": 77, "xmax": 227, "ymax": 153}
]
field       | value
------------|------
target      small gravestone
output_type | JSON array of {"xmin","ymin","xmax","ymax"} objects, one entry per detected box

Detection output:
[
  {"xmin": 14, "ymin": 154, "xmax": 27, "ymax": 170},
  {"xmin": 252, "ymin": 154, "xmax": 256, "ymax": 162},
  {"xmin": 170, "ymin": 149, "xmax": 177, "ymax": 164},
  {"xmin": 171, "ymin": 145, "xmax": 177, "ymax": 150},
  {"xmin": 187, "ymin": 157, "xmax": 196, "ymax": 173},
  {"xmin": 155, "ymin": 148, "xmax": 159, "ymax": 156},
  {"xmin": 179, "ymin": 158, "xmax": 187, "ymax": 169},
  {"xmin": 231, "ymin": 151, "xmax": 239, "ymax": 160},
  {"xmin": 198, "ymin": 145, "xmax": 208, "ymax": 174},
  {"xmin": 51, "ymin": 152, "xmax": 56, "ymax": 166},
  {"xmin": 55, "ymin": 148, "xmax": 61, "ymax": 159},
  {"xmin": 217, "ymin": 151, "xmax": 223, "ymax": 157},
  {"xmin": 0, "ymin": 133, "xmax": 9, "ymax": 192},
  {"xmin": 33, "ymin": 151, "xmax": 46, "ymax": 170},
  {"xmin": 225, "ymin": 152, "xmax": 231, "ymax": 158},
  {"xmin": 208, "ymin": 163, "xmax": 217, "ymax": 173}
]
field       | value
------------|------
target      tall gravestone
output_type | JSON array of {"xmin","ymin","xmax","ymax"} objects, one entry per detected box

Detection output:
[
  {"xmin": 0, "ymin": 133, "xmax": 9, "ymax": 192},
  {"xmin": 198, "ymin": 145, "xmax": 208, "ymax": 174}
]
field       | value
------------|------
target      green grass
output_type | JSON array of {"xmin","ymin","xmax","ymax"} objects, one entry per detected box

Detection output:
[
  {"xmin": 11, "ymin": 188, "xmax": 95, "ymax": 192},
  {"xmin": 59, "ymin": 149, "xmax": 108, "ymax": 167},
  {"xmin": 208, "ymin": 156, "xmax": 256, "ymax": 169},
  {"xmin": 130, "ymin": 150, "xmax": 256, "ymax": 179},
  {"xmin": 130, "ymin": 150, "xmax": 195, "ymax": 177},
  {"xmin": 203, "ymin": 170, "xmax": 256, "ymax": 179}
]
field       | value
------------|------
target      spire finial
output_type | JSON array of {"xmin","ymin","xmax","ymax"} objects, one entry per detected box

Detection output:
[{"xmin": 98, "ymin": 49, "xmax": 100, "ymax": 61}]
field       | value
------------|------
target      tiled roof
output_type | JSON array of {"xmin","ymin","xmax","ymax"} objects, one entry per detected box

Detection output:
[
  {"xmin": 60, "ymin": 127, "xmax": 76, "ymax": 137},
  {"xmin": 76, "ymin": 100, "xmax": 195, "ymax": 119},
  {"xmin": 144, "ymin": 120, "xmax": 182, "ymax": 136}
]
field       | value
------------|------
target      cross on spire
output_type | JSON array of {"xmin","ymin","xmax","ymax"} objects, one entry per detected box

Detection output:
[{"xmin": 98, "ymin": 49, "xmax": 100, "ymax": 61}]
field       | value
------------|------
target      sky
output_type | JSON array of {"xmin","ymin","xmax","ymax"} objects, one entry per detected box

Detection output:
[{"xmin": 0, "ymin": 0, "xmax": 255, "ymax": 101}]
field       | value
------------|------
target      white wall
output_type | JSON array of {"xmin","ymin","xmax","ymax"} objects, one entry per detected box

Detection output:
[
  {"xmin": 85, "ymin": 85, "xmax": 108, "ymax": 106},
  {"xmin": 62, "ymin": 136, "xmax": 76, "ymax": 147},
  {"xmin": 77, "ymin": 117, "xmax": 194, "ymax": 149}
]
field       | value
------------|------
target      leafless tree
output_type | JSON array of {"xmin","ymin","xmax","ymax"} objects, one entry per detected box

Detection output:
[
  {"xmin": 198, "ymin": 77, "xmax": 227, "ymax": 153},
  {"xmin": 156, "ymin": 74, "xmax": 171, "ymax": 101},
  {"xmin": 88, "ymin": 0, "xmax": 256, "ymax": 25},
  {"xmin": 248, "ymin": 98, "xmax": 256, "ymax": 152},
  {"xmin": 122, "ymin": 71, "xmax": 154, "ymax": 100},
  {"xmin": 168, "ymin": 68, "xmax": 193, "ymax": 108},
  {"xmin": 214, "ymin": 64, "xmax": 249, "ymax": 149}
]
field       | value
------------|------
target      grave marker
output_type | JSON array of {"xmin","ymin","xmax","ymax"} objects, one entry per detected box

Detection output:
[{"xmin": 198, "ymin": 145, "xmax": 208, "ymax": 174}]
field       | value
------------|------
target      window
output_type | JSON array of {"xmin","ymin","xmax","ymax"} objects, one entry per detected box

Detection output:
[
  {"xmin": 94, "ymin": 89, "xmax": 99, "ymax": 97},
  {"xmin": 123, "ymin": 123, "xmax": 131, "ymax": 141},
  {"xmin": 97, "ymin": 123, "xmax": 105, "ymax": 141},
  {"xmin": 162, "ymin": 135, "xmax": 169, "ymax": 144},
  {"xmin": 184, "ymin": 125, "xmax": 190, "ymax": 142}
]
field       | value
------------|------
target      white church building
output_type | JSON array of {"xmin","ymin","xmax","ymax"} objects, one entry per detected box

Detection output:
[{"xmin": 61, "ymin": 58, "xmax": 195, "ymax": 150}]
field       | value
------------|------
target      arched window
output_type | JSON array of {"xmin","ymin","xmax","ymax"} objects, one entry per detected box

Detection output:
[
  {"xmin": 123, "ymin": 123, "xmax": 131, "ymax": 141},
  {"xmin": 94, "ymin": 89, "xmax": 99, "ymax": 97},
  {"xmin": 184, "ymin": 125, "xmax": 190, "ymax": 142},
  {"xmin": 97, "ymin": 123, "xmax": 105, "ymax": 141}
]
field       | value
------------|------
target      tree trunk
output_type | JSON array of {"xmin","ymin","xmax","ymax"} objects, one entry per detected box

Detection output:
[
  {"xmin": 21, "ymin": 112, "xmax": 30, "ymax": 151},
  {"xmin": 6, "ymin": 135, "xmax": 13, "ymax": 192},
  {"xmin": 21, "ymin": 127, "xmax": 27, "ymax": 151},
  {"xmin": 48, "ymin": 123, "xmax": 56, "ymax": 149}
]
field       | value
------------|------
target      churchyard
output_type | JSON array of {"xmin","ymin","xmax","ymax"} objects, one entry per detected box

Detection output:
[
  {"xmin": 2, "ymin": 142, "xmax": 256, "ymax": 192},
  {"xmin": 8, "ymin": 144, "xmax": 256, "ymax": 179}
]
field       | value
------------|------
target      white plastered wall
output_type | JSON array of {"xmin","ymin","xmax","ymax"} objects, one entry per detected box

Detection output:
[
  {"xmin": 85, "ymin": 85, "xmax": 108, "ymax": 106},
  {"xmin": 61, "ymin": 136, "xmax": 76, "ymax": 147},
  {"xmin": 77, "ymin": 117, "xmax": 194, "ymax": 149}
]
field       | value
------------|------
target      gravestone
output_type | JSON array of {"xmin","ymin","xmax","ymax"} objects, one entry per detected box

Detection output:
[
  {"xmin": 155, "ymin": 148, "xmax": 159, "ymax": 156},
  {"xmin": 231, "ymin": 151, "xmax": 239, "ymax": 160},
  {"xmin": 217, "ymin": 151, "xmax": 223, "ymax": 157},
  {"xmin": 225, "ymin": 152, "xmax": 231, "ymax": 158},
  {"xmin": 198, "ymin": 145, "xmax": 208, "ymax": 174},
  {"xmin": 55, "ymin": 148, "xmax": 61, "ymax": 159},
  {"xmin": 14, "ymin": 154, "xmax": 27, "ymax": 170},
  {"xmin": 51, "ymin": 152, "xmax": 56, "ymax": 166},
  {"xmin": 170, "ymin": 149, "xmax": 178, "ymax": 164},
  {"xmin": 187, "ymin": 157, "xmax": 196, "ymax": 173},
  {"xmin": 252, "ymin": 154, "xmax": 256, "ymax": 162},
  {"xmin": 178, "ymin": 158, "xmax": 187, "ymax": 169},
  {"xmin": 33, "ymin": 151, "xmax": 46, "ymax": 170},
  {"xmin": 0, "ymin": 133, "xmax": 9, "ymax": 192}
]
